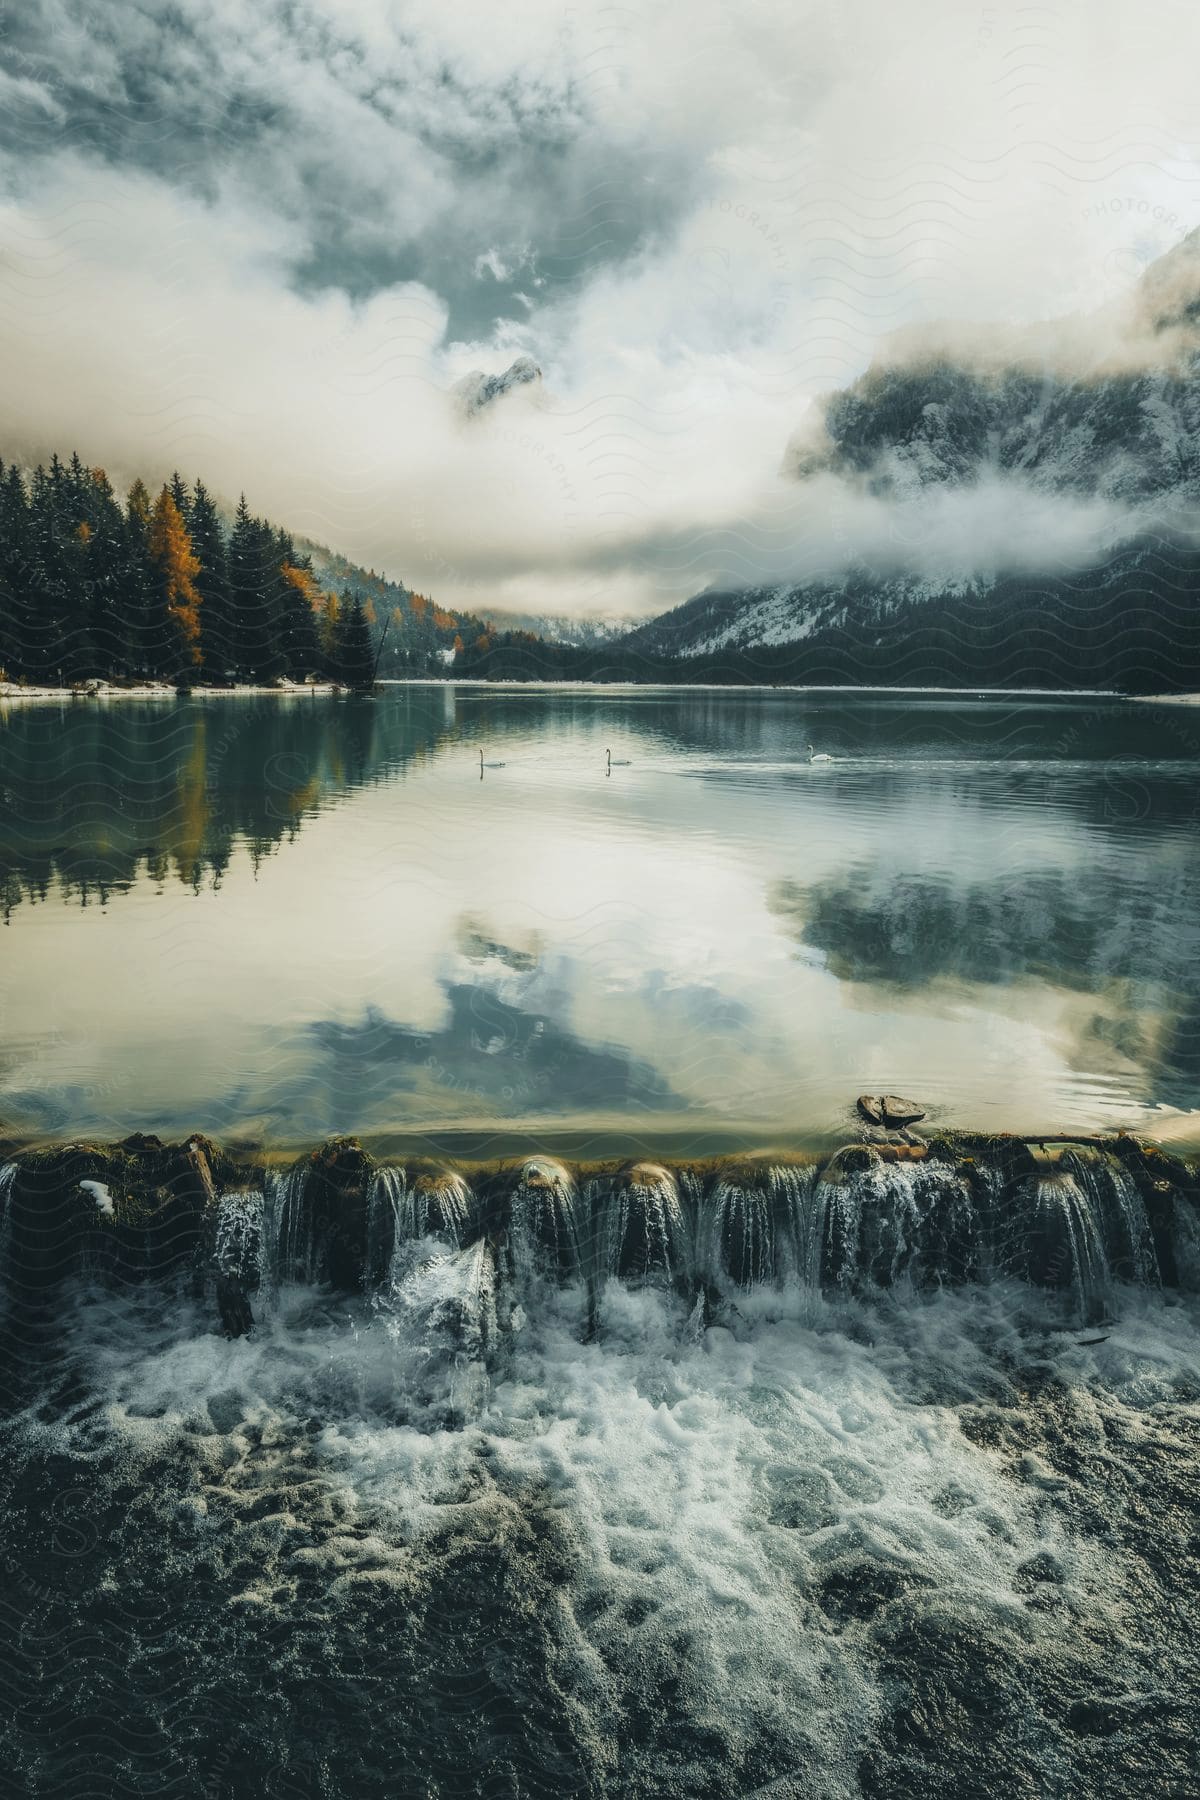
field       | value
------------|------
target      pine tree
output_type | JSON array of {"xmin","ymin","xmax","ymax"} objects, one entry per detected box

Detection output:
[
  {"xmin": 169, "ymin": 470, "xmax": 191, "ymax": 523},
  {"xmin": 81, "ymin": 468, "xmax": 133, "ymax": 675},
  {"xmin": 278, "ymin": 547, "xmax": 321, "ymax": 678},
  {"xmin": 25, "ymin": 458, "xmax": 89, "ymax": 679},
  {"xmin": 0, "ymin": 461, "xmax": 30, "ymax": 678},
  {"xmin": 189, "ymin": 480, "xmax": 234, "ymax": 681},
  {"xmin": 334, "ymin": 592, "xmax": 375, "ymax": 688},
  {"xmin": 148, "ymin": 486, "xmax": 203, "ymax": 677},
  {"xmin": 225, "ymin": 495, "xmax": 256, "ymax": 679},
  {"xmin": 124, "ymin": 478, "xmax": 163, "ymax": 675},
  {"xmin": 228, "ymin": 498, "xmax": 282, "ymax": 679}
]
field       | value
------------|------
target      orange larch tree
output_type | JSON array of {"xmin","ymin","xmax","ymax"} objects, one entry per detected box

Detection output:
[
  {"xmin": 149, "ymin": 485, "xmax": 203, "ymax": 667},
  {"xmin": 280, "ymin": 560, "xmax": 321, "ymax": 610}
]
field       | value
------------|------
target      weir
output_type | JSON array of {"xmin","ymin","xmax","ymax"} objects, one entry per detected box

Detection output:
[
  {"xmin": 366, "ymin": 1164, "xmax": 473, "ymax": 1286},
  {"xmin": 0, "ymin": 1132, "xmax": 1197, "ymax": 1335},
  {"xmin": 592, "ymin": 1162, "xmax": 693, "ymax": 1287}
]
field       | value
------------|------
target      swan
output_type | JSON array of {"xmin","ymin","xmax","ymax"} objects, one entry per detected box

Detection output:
[
  {"xmin": 806, "ymin": 742, "xmax": 834, "ymax": 764},
  {"xmin": 606, "ymin": 747, "xmax": 632, "ymax": 771},
  {"xmin": 479, "ymin": 749, "xmax": 506, "ymax": 774}
]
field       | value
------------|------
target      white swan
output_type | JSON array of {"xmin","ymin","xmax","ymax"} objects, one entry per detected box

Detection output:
[
  {"xmin": 479, "ymin": 749, "xmax": 506, "ymax": 774},
  {"xmin": 606, "ymin": 747, "xmax": 632, "ymax": 771},
  {"xmin": 806, "ymin": 742, "xmax": 834, "ymax": 764}
]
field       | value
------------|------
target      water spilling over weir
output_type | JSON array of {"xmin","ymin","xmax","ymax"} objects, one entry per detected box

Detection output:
[
  {"xmin": 3, "ymin": 1130, "xmax": 1200, "ymax": 1800},
  {"xmin": 2, "ymin": 1131, "xmax": 1197, "ymax": 1331}
]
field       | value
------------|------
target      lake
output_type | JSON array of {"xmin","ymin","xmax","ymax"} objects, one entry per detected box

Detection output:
[{"xmin": 2, "ymin": 683, "xmax": 1198, "ymax": 1150}]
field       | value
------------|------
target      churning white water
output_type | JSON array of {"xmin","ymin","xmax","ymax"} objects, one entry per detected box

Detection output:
[
  {"xmin": 9, "ymin": 1243, "xmax": 1199, "ymax": 1798},
  {"xmin": 3, "ymin": 1144, "xmax": 1198, "ymax": 1795}
]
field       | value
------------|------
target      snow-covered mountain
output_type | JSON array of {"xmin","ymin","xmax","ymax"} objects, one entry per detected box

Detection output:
[
  {"xmin": 624, "ymin": 233, "xmax": 1200, "ymax": 687},
  {"xmin": 485, "ymin": 607, "xmax": 625, "ymax": 647},
  {"xmin": 453, "ymin": 355, "xmax": 542, "ymax": 417}
]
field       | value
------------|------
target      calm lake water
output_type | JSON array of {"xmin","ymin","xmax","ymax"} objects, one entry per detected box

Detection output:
[{"xmin": 2, "ymin": 684, "xmax": 1198, "ymax": 1150}]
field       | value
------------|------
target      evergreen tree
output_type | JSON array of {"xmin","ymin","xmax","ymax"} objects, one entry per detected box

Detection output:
[
  {"xmin": 169, "ymin": 470, "xmax": 191, "ymax": 523},
  {"xmin": 225, "ymin": 495, "xmax": 253, "ymax": 678},
  {"xmin": 189, "ymin": 479, "xmax": 234, "ymax": 680},
  {"xmin": 25, "ymin": 457, "xmax": 89, "ymax": 678},
  {"xmin": 0, "ymin": 462, "xmax": 31, "ymax": 677},
  {"xmin": 334, "ymin": 592, "xmax": 375, "ymax": 687},
  {"xmin": 228, "ymin": 497, "xmax": 282, "ymax": 679},
  {"xmin": 124, "ymin": 478, "xmax": 164, "ymax": 675},
  {"xmin": 81, "ymin": 468, "xmax": 133, "ymax": 675},
  {"xmin": 277, "ymin": 543, "xmax": 321, "ymax": 678}
]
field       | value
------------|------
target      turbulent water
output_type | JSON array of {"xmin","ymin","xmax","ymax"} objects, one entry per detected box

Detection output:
[{"xmin": 2, "ymin": 1151, "xmax": 1199, "ymax": 1798}]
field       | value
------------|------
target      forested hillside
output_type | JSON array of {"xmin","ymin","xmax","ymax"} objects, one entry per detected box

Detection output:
[{"xmin": 0, "ymin": 453, "xmax": 501, "ymax": 686}]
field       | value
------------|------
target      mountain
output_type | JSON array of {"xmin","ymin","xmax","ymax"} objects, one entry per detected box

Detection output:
[
  {"xmin": 485, "ymin": 607, "xmax": 624, "ymax": 647},
  {"xmin": 299, "ymin": 538, "xmax": 618, "ymax": 654},
  {"xmin": 453, "ymin": 355, "xmax": 542, "ymax": 417},
  {"xmin": 623, "ymin": 233, "xmax": 1200, "ymax": 690}
]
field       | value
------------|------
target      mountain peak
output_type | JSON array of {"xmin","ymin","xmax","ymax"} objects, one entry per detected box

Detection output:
[
  {"xmin": 453, "ymin": 355, "xmax": 542, "ymax": 417},
  {"xmin": 1134, "ymin": 227, "xmax": 1200, "ymax": 337}
]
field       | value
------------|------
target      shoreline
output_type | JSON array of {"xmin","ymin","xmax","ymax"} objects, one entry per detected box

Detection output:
[
  {"xmin": 0, "ymin": 677, "xmax": 1146, "ymax": 702},
  {"xmin": 0, "ymin": 678, "xmax": 342, "ymax": 701}
]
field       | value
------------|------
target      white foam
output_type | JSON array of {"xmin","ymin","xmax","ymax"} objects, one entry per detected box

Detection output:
[
  {"xmin": 15, "ymin": 1271, "xmax": 1200, "ymax": 1794},
  {"xmin": 80, "ymin": 1179, "xmax": 114, "ymax": 1216}
]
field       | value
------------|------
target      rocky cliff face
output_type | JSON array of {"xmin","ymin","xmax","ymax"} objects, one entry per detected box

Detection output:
[{"xmin": 626, "ymin": 234, "xmax": 1200, "ymax": 686}]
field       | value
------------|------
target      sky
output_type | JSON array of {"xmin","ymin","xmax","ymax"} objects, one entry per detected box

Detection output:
[{"xmin": 0, "ymin": 0, "xmax": 1197, "ymax": 620}]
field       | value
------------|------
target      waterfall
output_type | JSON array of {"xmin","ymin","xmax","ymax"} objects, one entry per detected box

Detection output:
[
  {"xmin": 507, "ymin": 1159, "xmax": 579, "ymax": 1284},
  {"xmin": 1059, "ymin": 1149, "xmax": 1159, "ymax": 1285},
  {"xmin": 597, "ymin": 1163, "xmax": 689, "ymax": 1286},
  {"xmin": 705, "ymin": 1175, "xmax": 775, "ymax": 1289},
  {"xmin": 855, "ymin": 1165, "xmax": 922, "ymax": 1288},
  {"xmin": 366, "ymin": 1165, "xmax": 403, "ymax": 1286},
  {"xmin": 387, "ymin": 1237, "xmax": 498, "ymax": 1373},
  {"xmin": 769, "ymin": 1164, "xmax": 824, "ymax": 1292},
  {"xmin": 262, "ymin": 1163, "xmax": 321, "ymax": 1285},
  {"xmin": 213, "ymin": 1190, "xmax": 264, "ymax": 1289},
  {"xmin": 411, "ymin": 1170, "xmax": 472, "ymax": 1244},
  {"xmin": 367, "ymin": 1165, "xmax": 474, "ymax": 1290},
  {"xmin": 0, "ymin": 1137, "xmax": 1190, "ymax": 1323},
  {"xmin": 0, "ymin": 1163, "xmax": 15, "ymax": 1263},
  {"xmin": 1036, "ymin": 1171, "xmax": 1110, "ymax": 1319},
  {"xmin": 0, "ymin": 1162, "xmax": 16, "ymax": 1291},
  {"xmin": 904, "ymin": 1163, "xmax": 980, "ymax": 1287},
  {"xmin": 1032, "ymin": 1149, "xmax": 1160, "ymax": 1320},
  {"xmin": 817, "ymin": 1164, "xmax": 863, "ymax": 1291},
  {"xmin": 373, "ymin": 1233, "xmax": 498, "ymax": 1420},
  {"xmin": 973, "ymin": 1161, "xmax": 1028, "ymax": 1280},
  {"xmin": 815, "ymin": 1156, "xmax": 981, "ymax": 1292}
]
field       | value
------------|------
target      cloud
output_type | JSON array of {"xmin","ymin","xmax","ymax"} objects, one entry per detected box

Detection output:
[
  {"xmin": 0, "ymin": 1, "xmax": 1197, "ymax": 617},
  {"xmin": 0, "ymin": 0, "xmax": 692, "ymax": 333},
  {"xmin": 306, "ymin": 983, "xmax": 683, "ymax": 1118}
]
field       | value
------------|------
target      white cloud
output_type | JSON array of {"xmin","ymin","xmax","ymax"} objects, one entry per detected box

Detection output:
[{"xmin": 0, "ymin": 0, "xmax": 1197, "ymax": 617}]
